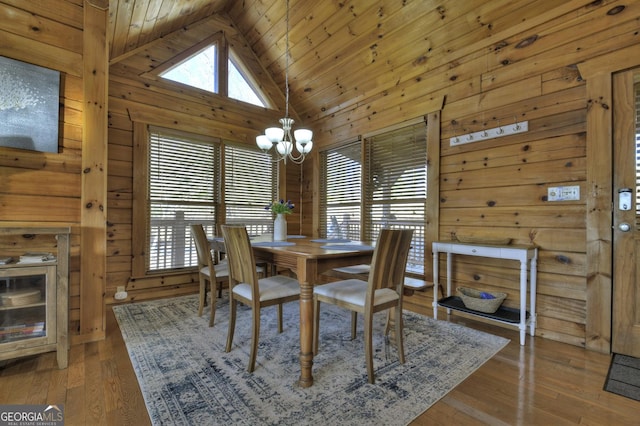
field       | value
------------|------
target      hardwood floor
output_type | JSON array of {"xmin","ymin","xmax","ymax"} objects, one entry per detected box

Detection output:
[
  {"xmin": 411, "ymin": 316, "xmax": 639, "ymax": 425},
  {"xmin": 1, "ymin": 305, "xmax": 637, "ymax": 425},
  {"xmin": 0, "ymin": 307, "xmax": 150, "ymax": 425}
]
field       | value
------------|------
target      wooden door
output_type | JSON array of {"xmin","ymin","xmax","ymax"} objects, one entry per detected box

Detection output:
[{"xmin": 612, "ymin": 68, "xmax": 640, "ymax": 357}]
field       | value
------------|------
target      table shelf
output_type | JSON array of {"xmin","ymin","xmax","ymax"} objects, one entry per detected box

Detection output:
[
  {"xmin": 0, "ymin": 301, "xmax": 46, "ymax": 311},
  {"xmin": 437, "ymin": 296, "xmax": 529, "ymax": 324}
]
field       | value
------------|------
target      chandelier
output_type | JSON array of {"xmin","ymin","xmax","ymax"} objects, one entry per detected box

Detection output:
[{"xmin": 256, "ymin": 0, "xmax": 313, "ymax": 164}]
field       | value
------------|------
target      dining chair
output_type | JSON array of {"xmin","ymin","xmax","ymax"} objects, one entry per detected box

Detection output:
[
  {"xmin": 313, "ymin": 228, "xmax": 414, "ymax": 384},
  {"xmin": 221, "ymin": 225, "xmax": 301, "ymax": 372},
  {"xmin": 221, "ymin": 222, "xmax": 270, "ymax": 276},
  {"xmin": 191, "ymin": 224, "xmax": 229, "ymax": 327}
]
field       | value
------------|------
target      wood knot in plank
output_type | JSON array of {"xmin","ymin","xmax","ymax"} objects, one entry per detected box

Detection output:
[
  {"xmin": 413, "ymin": 55, "xmax": 428, "ymax": 66},
  {"xmin": 494, "ymin": 41, "xmax": 508, "ymax": 52},
  {"xmin": 607, "ymin": 5, "xmax": 625, "ymax": 15},
  {"xmin": 516, "ymin": 35, "xmax": 538, "ymax": 49}
]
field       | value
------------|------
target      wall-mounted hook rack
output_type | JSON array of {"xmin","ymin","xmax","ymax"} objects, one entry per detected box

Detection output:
[{"xmin": 450, "ymin": 120, "xmax": 528, "ymax": 146}]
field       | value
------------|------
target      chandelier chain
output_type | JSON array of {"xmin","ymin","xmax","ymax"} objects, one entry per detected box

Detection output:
[
  {"xmin": 285, "ymin": 0, "xmax": 290, "ymax": 119},
  {"xmin": 255, "ymin": 0, "xmax": 313, "ymax": 164}
]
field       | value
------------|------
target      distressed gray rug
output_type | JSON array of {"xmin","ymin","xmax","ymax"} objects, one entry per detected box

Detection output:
[{"xmin": 113, "ymin": 294, "xmax": 509, "ymax": 425}]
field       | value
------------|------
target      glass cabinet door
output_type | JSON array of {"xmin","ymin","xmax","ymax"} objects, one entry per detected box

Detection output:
[{"xmin": 0, "ymin": 265, "xmax": 55, "ymax": 345}]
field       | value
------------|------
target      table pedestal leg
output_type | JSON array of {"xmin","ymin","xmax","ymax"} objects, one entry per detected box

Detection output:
[{"xmin": 297, "ymin": 258, "xmax": 315, "ymax": 388}]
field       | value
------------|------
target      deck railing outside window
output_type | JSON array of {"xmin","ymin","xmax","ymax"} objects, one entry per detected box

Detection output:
[
  {"xmin": 150, "ymin": 214, "xmax": 424, "ymax": 275},
  {"xmin": 148, "ymin": 215, "xmax": 273, "ymax": 271},
  {"xmin": 327, "ymin": 217, "xmax": 424, "ymax": 274}
]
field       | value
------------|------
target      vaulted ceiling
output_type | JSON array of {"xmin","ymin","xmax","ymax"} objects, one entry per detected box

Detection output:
[{"xmin": 108, "ymin": 0, "xmax": 567, "ymax": 124}]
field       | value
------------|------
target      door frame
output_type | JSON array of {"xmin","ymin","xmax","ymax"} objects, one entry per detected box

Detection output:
[{"xmin": 578, "ymin": 44, "xmax": 640, "ymax": 353}]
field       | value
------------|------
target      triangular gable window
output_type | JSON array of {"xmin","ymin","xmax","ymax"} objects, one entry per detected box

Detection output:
[
  {"xmin": 158, "ymin": 41, "xmax": 266, "ymax": 107},
  {"xmin": 228, "ymin": 58, "xmax": 265, "ymax": 107},
  {"xmin": 161, "ymin": 45, "xmax": 218, "ymax": 93}
]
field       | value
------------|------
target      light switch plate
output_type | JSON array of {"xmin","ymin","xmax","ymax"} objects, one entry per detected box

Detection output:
[{"xmin": 548, "ymin": 186, "xmax": 580, "ymax": 201}]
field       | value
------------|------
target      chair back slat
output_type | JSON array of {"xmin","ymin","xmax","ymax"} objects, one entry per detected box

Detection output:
[
  {"xmin": 190, "ymin": 224, "xmax": 211, "ymax": 268},
  {"xmin": 221, "ymin": 225, "xmax": 259, "ymax": 293},
  {"xmin": 367, "ymin": 229, "xmax": 414, "ymax": 293}
]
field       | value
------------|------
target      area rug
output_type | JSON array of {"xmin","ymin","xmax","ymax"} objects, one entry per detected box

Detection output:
[
  {"xmin": 113, "ymin": 294, "xmax": 509, "ymax": 425},
  {"xmin": 604, "ymin": 353, "xmax": 640, "ymax": 401}
]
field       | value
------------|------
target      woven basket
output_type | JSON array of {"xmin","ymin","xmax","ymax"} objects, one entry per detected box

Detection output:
[{"xmin": 457, "ymin": 287, "xmax": 507, "ymax": 313}]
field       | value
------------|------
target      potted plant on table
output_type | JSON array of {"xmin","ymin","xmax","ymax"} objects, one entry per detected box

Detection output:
[{"xmin": 266, "ymin": 199, "xmax": 294, "ymax": 241}]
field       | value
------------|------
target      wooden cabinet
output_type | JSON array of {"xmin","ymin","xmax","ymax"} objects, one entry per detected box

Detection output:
[{"xmin": 0, "ymin": 227, "xmax": 70, "ymax": 368}]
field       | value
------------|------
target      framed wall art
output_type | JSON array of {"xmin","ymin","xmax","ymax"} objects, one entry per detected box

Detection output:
[{"xmin": 0, "ymin": 55, "xmax": 60, "ymax": 153}]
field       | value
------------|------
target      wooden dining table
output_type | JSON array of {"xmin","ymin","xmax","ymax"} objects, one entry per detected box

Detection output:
[{"xmin": 210, "ymin": 235, "xmax": 374, "ymax": 387}]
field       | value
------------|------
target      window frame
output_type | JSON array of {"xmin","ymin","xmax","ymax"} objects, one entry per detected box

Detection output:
[
  {"xmin": 228, "ymin": 48, "xmax": 268, "ymax": 107},
  {"xmin": 152, "ymin": 32, "xmax": 224, "ymax": 95},
  {"xmin": 319, "ymin": 116, "xmax": 436, "ymax": 279},
  {"xmin": 132, "ymin": 123, "xmax": 279, "ymax": 277},
  {"xmin": 363, "ymin": 119, "xmax": 428, "ymax": 276},
  {"xmin": 141, "ymin": 32, "xmax": 273, "ymax": 108}
]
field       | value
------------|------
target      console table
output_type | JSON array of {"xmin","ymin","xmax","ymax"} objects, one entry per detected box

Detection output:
[{"xmin": 432, "ymin": 241, "xmax": 538, "ymax": 345}]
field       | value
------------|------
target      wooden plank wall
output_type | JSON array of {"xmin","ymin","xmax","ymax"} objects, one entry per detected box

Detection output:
[
  {"xmin": 0, "ymin": 0, "xmax": 84, "ymax": 337},
  {"xmin": 2, "ymin": 0, "xmax": 639, "ymax": 352},
  {"xmin": 296, "ymin": 1, "xmax": 640, "ymax": 349}
]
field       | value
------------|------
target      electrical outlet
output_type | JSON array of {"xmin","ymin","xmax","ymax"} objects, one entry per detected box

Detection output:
[
  {"xmin": 114, "ymin": 286, "xmax": 128, "ymax": 300},
  {"xmin": 548, "ymin": 185, "xmax": 580, "ymax": 201}
]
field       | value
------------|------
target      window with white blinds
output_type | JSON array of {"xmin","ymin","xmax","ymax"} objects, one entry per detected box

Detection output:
[
  {"xmin": 319, "ymin": 141, "xmax": 362, "ymax": 240},
  {"xmin": 148, "ymin": 127, "xmax": 221, "ymax": 271},
  {"xmin": 224, "ymin": 143, "xmax": 277, "ymax": 236},
  {"xmin": 364, "ymin": 122, "xmax": 427, "ymax": 274},
  {"xmin": 319, "ymin": 121, "xmax": 427, "ymax": 275}
]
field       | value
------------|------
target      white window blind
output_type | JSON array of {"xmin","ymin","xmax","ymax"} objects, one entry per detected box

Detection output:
[
  {"xmin": 364, "ymin": 122, "xmax": 427, "ymax": 274},
  {"xmin": 224, "ymin": 143, "xmax": 277, "ymax": 236},
  {"xmin": 148, "ymin": 127, "xmax": 221, "ymax": 271},
  {"xmin": 320, "ymin": 141, "xmax": 362, "ymax": 240}
]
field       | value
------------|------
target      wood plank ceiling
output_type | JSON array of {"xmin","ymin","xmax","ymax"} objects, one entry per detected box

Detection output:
[{"xmin": 108, "ymin": 0, "xmax": 567, "ymax": 125}]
